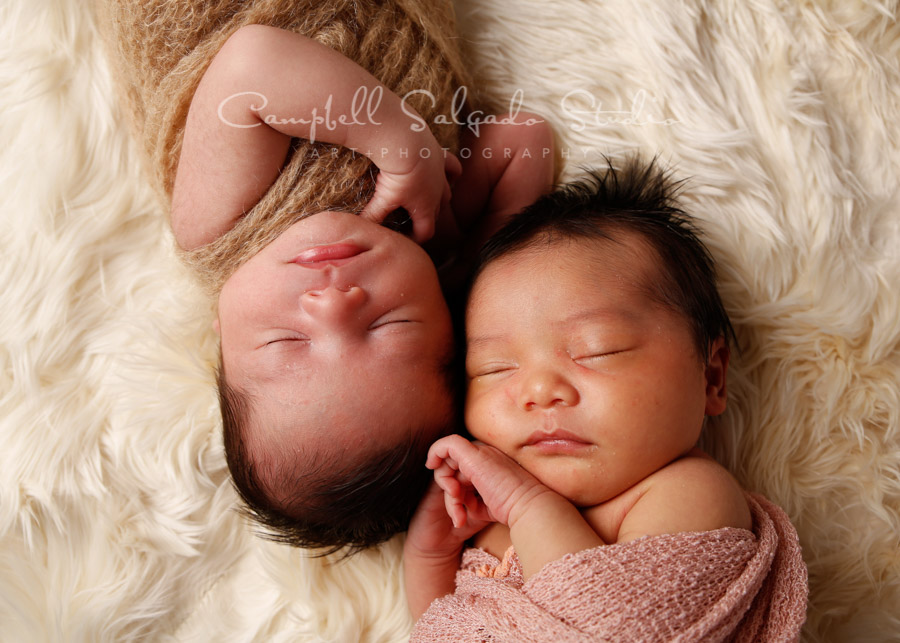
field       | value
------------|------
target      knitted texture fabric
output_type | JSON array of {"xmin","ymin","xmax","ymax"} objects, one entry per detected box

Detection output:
[
  {"xmin": 95, "ymin": 0, "xmax": 474, "ymax": 293},
  {"xmin": 411, "ymin": 493, "xmax": 808, "ymax": 642}
]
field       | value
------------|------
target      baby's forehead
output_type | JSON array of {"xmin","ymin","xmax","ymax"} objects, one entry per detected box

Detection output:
[
  {"xmin": 463, "ymin": 231, "xmax": 695, "ymax": 341},
  {"xmin": 242, "ymin": 381, "xmax": 450, "ymax": 469},
  {"xmin": 473, "ymin": 230, "xmax": 670, "ymax": 298}
]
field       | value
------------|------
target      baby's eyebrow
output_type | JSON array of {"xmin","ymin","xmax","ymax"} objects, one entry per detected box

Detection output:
[
  {"xmin": 465, "ymin": 334, "xmax": 504, "ymax": 352},
  {"xmin": 467, "ymin": 307, "xmax": 641, "ymax": 349},
  {"xmin": 554, "ymin": 306, "xmax": 641, "ymax": 326}
]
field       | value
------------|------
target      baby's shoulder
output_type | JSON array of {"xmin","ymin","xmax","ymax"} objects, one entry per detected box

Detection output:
[
  {"xmin": 649, "ymin": 450, "xmax": 743, "ymax": 493},
  {"xmin": 616, "ymin": 453, "xmax": 752, "ymax": 544}
]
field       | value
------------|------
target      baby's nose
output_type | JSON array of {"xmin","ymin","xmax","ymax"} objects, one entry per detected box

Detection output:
[
  {"xmin": 300, "ymin": 285, "xmax": 367, "ymax": 321},
  {"xmin": 518, "ymin": 369, "xmax": 580, "ymax": 410}
]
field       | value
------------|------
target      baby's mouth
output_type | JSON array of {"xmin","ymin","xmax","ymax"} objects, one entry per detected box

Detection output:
[
  {"xmin": 523, "ymin": 430, "xmax": 593, "ymax": 454},
  {"xmin": 293, "ymin": 242, "xmax": 368, "ymax": 267}
]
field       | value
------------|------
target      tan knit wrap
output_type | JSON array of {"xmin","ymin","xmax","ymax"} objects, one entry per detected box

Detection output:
[{"xmin": 96, "ymin": 0, "xmax": 474, "ymax": 293}]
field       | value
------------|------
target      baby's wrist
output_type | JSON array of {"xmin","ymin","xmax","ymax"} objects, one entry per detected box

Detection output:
[
  {"xmin": 403, "ymin": 537, "xmax": 464, "ymax": 569},
  {"xmin": 369, "ymin": 124, "xmax": 442, "ymax": 176},
  {"xmin": 506, "ymin": 485, "xmax": 572, "ymax": 532},
  {"xmin": 404, "ymin": 520, "xmax": 467, "ymax": 561}
]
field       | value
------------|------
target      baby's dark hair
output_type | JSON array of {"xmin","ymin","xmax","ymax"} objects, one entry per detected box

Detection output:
[
  {"xmin": 474, "ymin": 156, "xmax": 736, "ymax": 360},
  {"xmin": 218, "ymin": 359, "xmax": 458, "ymax": 556}
]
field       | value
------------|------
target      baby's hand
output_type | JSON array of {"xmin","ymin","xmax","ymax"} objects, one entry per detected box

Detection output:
[
  {"xmin": 360, "ymin": 145, "xmax": 461, "ymax": 244},
  {"xmin": 405, "ymin": 477, "xmax": 490, "ymax": 620},
  {"xmin": 426, "ymin": 435, "xmax": 554, "ymax": 530},
  {"xmin": 406, "ymin": 479, "xmax": 490, "ymax": 561}
]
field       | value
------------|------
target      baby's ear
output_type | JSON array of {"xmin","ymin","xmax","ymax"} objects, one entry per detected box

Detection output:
[
  {"xmin": 213, "ymin": 318, "xmax": 221, "ymax": 336},
  {"xmin": 704, "ymin": 337, "xmax": 729, "ymax": 416}
]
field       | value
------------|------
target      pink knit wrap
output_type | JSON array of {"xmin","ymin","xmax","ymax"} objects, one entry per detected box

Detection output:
[{"xmin": 411, "ymin": 493, "xmax": 807, "ymax": 642}]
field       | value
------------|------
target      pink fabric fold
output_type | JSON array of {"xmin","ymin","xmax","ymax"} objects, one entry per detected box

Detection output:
[{"xmin": 411, "ymin": 493, "xmax": 807, "ymax": 642}]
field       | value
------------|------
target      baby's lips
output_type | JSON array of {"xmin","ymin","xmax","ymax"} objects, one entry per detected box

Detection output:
[
  {"xmin": 523, "ymin": 429, "xmax": 591, "ymax": 446},
  {"xmin": 522, "ymin": 429, "xmax": 593, "ymax": 455},
  {"xmin": 293, "ymin": 242, "xmax": 367, "ymax": 264}
]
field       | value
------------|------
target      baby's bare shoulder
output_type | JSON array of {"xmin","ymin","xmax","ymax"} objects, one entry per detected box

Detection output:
[{"xmin": 616, "ymin": 455, "xmax": 752, "ymax": 544}]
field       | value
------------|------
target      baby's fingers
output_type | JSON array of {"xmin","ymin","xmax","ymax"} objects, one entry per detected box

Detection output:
[
  {"xmin": 463, "ymin": 492, "xmax": 494, "ymax": 525},
  {"xmin": 359, "ymin": 189, "xmax": 396, "ymax": 225},
  {"xmin": 444, "ymin": 152, "xmax": 462, "ymax": 186},
  {"xmin": 443, "ymin": 490, "xmax": 468, "ymax": 529},
  {"xmin": 428, "ymin": 434, "xmax": 477, "ymax": 466},
  {"xmin": 432, "ymin": 463, "xmax": 461, "ymax": 494},
  {"xmin": 408, "ymin": 204, "xmax": 437, "ymax": 244},
  {"xmin": 426, "ymin": 441, "xmax": 462, "ymax": 471}
]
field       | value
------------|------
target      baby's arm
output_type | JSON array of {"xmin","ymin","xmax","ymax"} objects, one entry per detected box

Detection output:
[
  {"xmin": 452, "ymin": 114, "xmax": 555, "ymax": 242},
  {"xmin": 429, "ymin": 114, "xmax": 554, "ymax": 281},
  {"xmin": 403, "ymin": 480, "xmax": 492, "ymax": 620},
  {"xmin": 172, "ymin": 24, "xmax": 455, "ymax": 249},
  {"xmin": 425, "ymin": 435, "xmax": 604, "ymax": 580}
]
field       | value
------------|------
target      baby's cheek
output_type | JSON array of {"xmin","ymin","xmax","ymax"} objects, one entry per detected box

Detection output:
[{"xmin": 464, "ymin": 394, "xmax": 500, "ymax": 444}]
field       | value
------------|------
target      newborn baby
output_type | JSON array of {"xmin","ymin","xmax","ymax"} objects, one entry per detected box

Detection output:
[{"xmin": 405, "ymin": 159, "xmax": 807, "ymax": 640}]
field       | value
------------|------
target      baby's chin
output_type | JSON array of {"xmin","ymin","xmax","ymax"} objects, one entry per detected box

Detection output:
[{"xmin": 513, "ymin": 461, "xmax": 611, "ymax": 508}]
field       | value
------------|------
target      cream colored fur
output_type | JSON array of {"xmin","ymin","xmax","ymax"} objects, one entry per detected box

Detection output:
[{"xmin": 1, "ymin": 0, "xmax": 898, "ymax": 640}]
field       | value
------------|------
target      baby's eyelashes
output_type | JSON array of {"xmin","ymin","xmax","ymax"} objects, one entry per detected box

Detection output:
[
  {"xmin": 571, "ymin": 347, "xmax": 633, "ymax": 368},
  {"xmin": 367, "ymin": 310, "xmax": 415, "ymax": 330},
  {"xmin": 263, "ymin": 334, "xmax": 310, "ymax": 347},
  {"xmin": 368, "ymin": 319, "xmax": 413, "ymax": 329},
  {"xmin": 467, "ymin": 363, "xmax": 517, "ymax": 379}
]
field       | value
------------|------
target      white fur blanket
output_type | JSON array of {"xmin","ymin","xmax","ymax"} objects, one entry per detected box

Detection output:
[{"xmin": 1, "ymin": 0, "xmax": 898, "ymax": 641}]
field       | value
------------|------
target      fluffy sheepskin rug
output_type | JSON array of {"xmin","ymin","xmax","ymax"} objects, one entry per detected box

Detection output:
[{"xmin": 1, "ymin": 0, "xmax": 898, "ymax": 640}]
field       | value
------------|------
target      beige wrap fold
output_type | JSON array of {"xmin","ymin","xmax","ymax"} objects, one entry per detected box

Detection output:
[{"xmin": 96, "ymin": 0, "xmax": 474, "ymax": 292}]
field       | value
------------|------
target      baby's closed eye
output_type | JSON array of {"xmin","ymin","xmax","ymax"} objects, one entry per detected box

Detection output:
[
  {"xmin": 367, "ymin": 306, "xmax": 419, "ymax": 331},
  {"xmin": 368, "ymin": 318, "xmax": 414, "ymax": 329},
  {"xmin": 263, "ymin": 333, "xmax": 310, "ymax": 347},
  {"xmin": 571, "ymin": 347, "xmax": 632, "ymax": 366},
  {"xmin": 468, "ymin": 363, "xmax": 517, "ymax": 379}
]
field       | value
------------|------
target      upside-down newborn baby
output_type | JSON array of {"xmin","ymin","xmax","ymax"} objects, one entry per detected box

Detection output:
[{"xmin": 171, "ymin": 25, "xmax": 554, "ymax": 552}]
